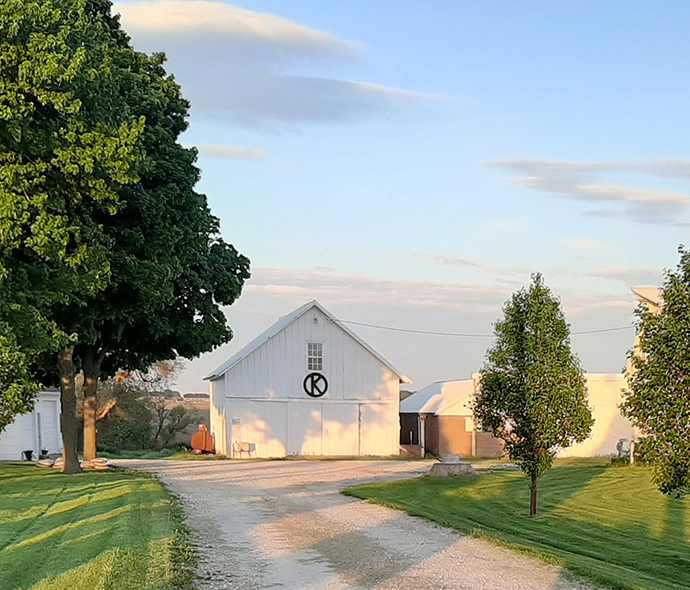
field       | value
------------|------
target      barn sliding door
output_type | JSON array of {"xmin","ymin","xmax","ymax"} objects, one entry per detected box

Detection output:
[
  {"xmin": 287, "ymin": 404, "xmax": 323, "ymax": 456},
  {"xmin": 322, "ymin": 403, "xmax": 359, "ymax": 456}
]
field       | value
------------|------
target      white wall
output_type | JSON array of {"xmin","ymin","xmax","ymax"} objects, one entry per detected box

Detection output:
[
  {"xmin": 209, "ymin": 378, "xmax": 227, "ymax": 456},
  {"xmin": 558, "ymin": 374, "xmax": 634, "ymax": 457},
  {"xmin": 0, "ymin": 391, "xmax": 62, "ymax": 461},
  {"xmin": 212, "ymin": 306, "xmax": 401, "ymax": 457},
  {"xmin": 222, "ymin": 307, "xmax": 399, "ymax": 403},
  {"xmin": 226, "ymin": 399, "xmax": 399, "ymax": 457}
]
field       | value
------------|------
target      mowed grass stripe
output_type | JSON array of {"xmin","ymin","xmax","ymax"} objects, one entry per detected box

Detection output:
[
  {"xmin": 344, "ymin": 461, "xmax": 690, "ymax": 590},
  {"xmin": 0, "ymin": 464, "xmax": 193, "ymax": 590}
]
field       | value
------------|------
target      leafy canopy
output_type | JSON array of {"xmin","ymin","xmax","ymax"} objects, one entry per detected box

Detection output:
[
  {"xmin": 474, "ymin": 274, "xmax": 594, "ymax": 481},
  {"xmin": 0, "ymin": 0, "xmax": 148, "ymax": 429},
  {"xmin": 622, "ymin": 247, "xmax": 690, "ymax": 497}
]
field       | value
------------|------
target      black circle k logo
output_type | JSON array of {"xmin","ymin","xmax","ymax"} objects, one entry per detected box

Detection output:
[{"xmin": 303, "ymin": 373, "xmax": 328, "ymax": 398}]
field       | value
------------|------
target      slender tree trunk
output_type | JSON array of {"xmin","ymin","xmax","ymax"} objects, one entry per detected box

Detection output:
[
  {"xmin": 530, "ymin": 474, "xmax": 539, "ymax": 516},
  {"xmin": 82, "ymin": 346, "xmax": 103, "ymax": 461},
  {"xmin": 58, "ymin": 346, "xmax": 82, "ymax": 474}
]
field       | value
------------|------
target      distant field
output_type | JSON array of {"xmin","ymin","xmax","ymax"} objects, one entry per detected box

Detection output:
[
  {"xmin": 345, "ymin": 460, "xmax": 690, "ymax": 590},
  {"xmin": 0, "ymin": 464, "xmax": 194, "ymax": 590}
]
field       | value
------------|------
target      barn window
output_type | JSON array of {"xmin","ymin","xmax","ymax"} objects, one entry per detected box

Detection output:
[{"xmin": 307, "ymin": 342, "xmax": 323, "ymax": 371}]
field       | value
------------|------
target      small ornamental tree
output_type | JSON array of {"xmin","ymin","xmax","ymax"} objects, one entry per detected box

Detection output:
[
  {"xmin": 473, "ymin": 274, "xmax": 594, "ymax": 516},
  {"xmin": 622, "ymin": 247, "xmax": 690, "ymax": 498}
]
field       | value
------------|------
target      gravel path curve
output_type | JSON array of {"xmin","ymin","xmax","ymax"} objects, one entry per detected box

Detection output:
[{"xmin": 114, "ymin": 459, "xmax": 597, "ymax": 590}]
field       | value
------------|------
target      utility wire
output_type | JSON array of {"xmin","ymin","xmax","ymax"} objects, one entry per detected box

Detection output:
[{"xmin": 331, "ymin": 318, "xmax": 634, "ymax": 338}]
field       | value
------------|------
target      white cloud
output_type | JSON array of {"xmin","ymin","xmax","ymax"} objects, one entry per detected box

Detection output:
[
  {"xmin": 485, "ymin": 158, "xmax": 690, "ymax": 223},
  {"xmin": 116, "ymin": 0, "xmax": 357, "ymax": 57},
  {"xmin": 188, "ymin": 144, "xmax": 270, "ymax": 160},
  {"xmin": 114, "ymin": 1, "xmax": 432, "ymax": 127}
]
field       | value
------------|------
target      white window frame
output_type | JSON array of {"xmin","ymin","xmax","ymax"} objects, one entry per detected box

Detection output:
[{"xmin": 307, "ymin": 341, "xmax": 323, "ymax": 372}]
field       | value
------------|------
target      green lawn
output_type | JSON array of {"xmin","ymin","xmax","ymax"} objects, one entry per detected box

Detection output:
[
  {"xmin": 0, "ymin": 464, "xmax": 194, "ymax": 590},
  {"xmin": 344, "ymin": 460, "xmax": 690, "ymax": 590}
]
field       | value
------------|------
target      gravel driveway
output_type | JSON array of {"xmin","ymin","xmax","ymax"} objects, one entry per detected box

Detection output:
[{"xmin": 115, "ymin": 459, "xmax": 596, "ymax": 590}]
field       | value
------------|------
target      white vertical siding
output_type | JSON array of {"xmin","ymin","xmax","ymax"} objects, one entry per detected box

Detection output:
[
  {"xmin": 209, "ymin": 377, "xmax": 227, "ymax": 456},
  {"xmin": 35, "ymin": 395, "xmax": 60, "ymax": 454},
  {"xmin": 229, "ymin": 399, "xmax": 287, "ymax": 458},
  {"xmin": 322, "ymin": 403, "xmax": 359, "ymax": 455},
  {"xmin": 0, "ymin": 391, "xmax": 61, "ymax": 460},
  {"xmin": 219, "ymin": 306, "xmax": 402, "ymax": 457},
  {"xmin": 288, "ymin": 404, "xmax": 323, "ymax": 455},
  {"xmin": 360, "ymin": 402, "xmax": 399, "ymax": 456},
  {"xmin": 223, "ymin": 308, "xmax": 399, "ymax": 402}
]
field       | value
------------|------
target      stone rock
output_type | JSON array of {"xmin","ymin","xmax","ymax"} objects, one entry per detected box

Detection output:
[{"xmin": 428, "ymin": 463, "xmax": 478, "ymax": 477}]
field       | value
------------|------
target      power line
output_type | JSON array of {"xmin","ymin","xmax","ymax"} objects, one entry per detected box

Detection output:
[{"xmin": 331, "ymin": 318, "xmax": 634, "ymax": 338}]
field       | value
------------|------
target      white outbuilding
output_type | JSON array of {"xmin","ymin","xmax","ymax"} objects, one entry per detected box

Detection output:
[
  {"xmin": 0, "ymin": 390, "xmax": 62, "ymax": 461},
  {"xmin": 206, "ymin": 300, "xmax": 410, "ymax": 458}
]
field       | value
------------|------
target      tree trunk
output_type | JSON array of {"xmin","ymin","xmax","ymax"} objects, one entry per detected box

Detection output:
[
  {"xmin": 530, "ymin": 474, "xmax": 539, "ymax": 516},
  {"xmin": 82, "ymin": 346, "xmax": 103, "ymax": 461},
  {"xmin": 57, "ymin": 346, "xmax": 82, "ymax": 474}
]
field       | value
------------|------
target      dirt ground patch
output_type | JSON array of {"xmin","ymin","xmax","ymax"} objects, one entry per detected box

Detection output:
[{"xmin": 114, "ymin": 459, "xmax": 597, "ymax": 590}]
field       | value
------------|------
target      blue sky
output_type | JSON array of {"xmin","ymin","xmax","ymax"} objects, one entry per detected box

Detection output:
[{"xmin": 113, "ymin": 0, "xmax": 690, "ymax": 392}]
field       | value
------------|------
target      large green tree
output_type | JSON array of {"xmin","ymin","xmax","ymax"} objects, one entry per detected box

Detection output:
[
  {"xmin": 0, "ymin": 0, "xmax": 146, "ymax": 471},
  {"xmin": 473, "ymin": 274, "xmax": 594, "ymax": 515},
  {"xmin": 622, "ymin": 247, "xmax": 690, "ymax": 497},
  {"xmin": 52, "ymin": 16, "xmax": 250, "ymax": 461},
  {"xmin": 1, "ymin": 0, "xmax": 250, "ymax": 469}
]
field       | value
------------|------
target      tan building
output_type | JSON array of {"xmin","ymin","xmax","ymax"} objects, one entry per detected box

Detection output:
[
  {"xmin": 400, "ymin": 379, "xmax": 503, "ymax": 458},
  {"xmin": 401, "ymin": 374, "xmax": 635, "ymax": 458}
]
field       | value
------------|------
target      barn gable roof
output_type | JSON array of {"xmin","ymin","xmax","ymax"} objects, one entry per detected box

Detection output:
[{"xmin": 204, "ymin": 300, "xmax": 411, "ymax": 383}]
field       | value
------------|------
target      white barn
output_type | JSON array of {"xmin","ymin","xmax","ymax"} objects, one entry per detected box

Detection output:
[
  {"xmin": 0, "ymin": 390, "xmax": 62, "ymax": 461},
  {"xmin": 206, "ymin": 300, "xmax": 410, "ymax": 458}
]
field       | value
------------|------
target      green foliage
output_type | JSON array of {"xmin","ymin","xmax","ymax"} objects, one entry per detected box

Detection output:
[
  {"xmin": 97, "ymin": 364, "xmax": 198, "ymax": 452},
  {"xmin": 0, "ymin": 322, "xmax": 38, "ymax": 432},
  {"xmin": 0, "ymin": 0, "xmax": 151, "ymax": 437},
  {"xmin": 44, "ymin": 3, "xmax": 251, "ymax": 379},
  {"xmin": 622, "ymin": 247, "xmax": 690, "ymax": 498},
  {"xmin": 0, "ymin": 0, "xmax": 249, "ymax": 451},
  {"xmin": 0, "ymin": 0, "xmax": 144, "ymax": 285},
  {"xmin": 473, "ymin": 274, "xmax": 594, "ymax": 485}
]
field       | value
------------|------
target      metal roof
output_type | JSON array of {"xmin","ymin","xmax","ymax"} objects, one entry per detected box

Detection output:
[
  {"xmin": 204, "ymin": 300, "xmax": 411, "ymax": 383},
  {"xmin": 400, "ymin": 379, "xmax": 475, "ymax": 415}
]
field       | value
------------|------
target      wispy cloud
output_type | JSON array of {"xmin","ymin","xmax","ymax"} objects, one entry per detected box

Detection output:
[
  {"xmin": 589, "ymin": 266, "xmax": 664, "ymax": 287},
  {"xmin": 412, "ymin": 254, "xmax": 482, "ymax": 268},
  {"xmin": 188, "ymin": 144, "xmax": 270, "ymax": 160},
  {"xmin": 114, "ymin": 0, "xmax": 434, "ymax": 128},
  {"xmin": 245, "ymin": 267, "xmax": 638, "ymax": 319},
  {"xmin": 485, "ymin": 158, "xmax": 690, "ymax": 223},
  {"xmin": 246, "ymin": 267, "xmax": 511, "ymax": 313}
]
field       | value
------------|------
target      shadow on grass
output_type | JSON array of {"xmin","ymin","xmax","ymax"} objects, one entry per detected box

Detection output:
[
  {"xmin": 345, "ymin": 464, "xmax": 690, "ymax": 590},
  {"xmin": 0, "ymin": 465, "xmax": 192, "ymax": 590}
]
